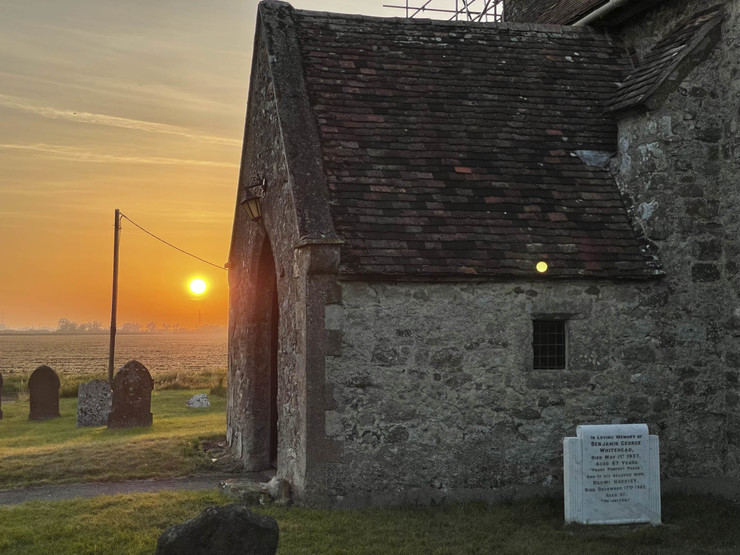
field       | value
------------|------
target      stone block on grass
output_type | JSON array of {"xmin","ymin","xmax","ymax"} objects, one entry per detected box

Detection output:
[
  {"xmin": 156, "ymin": 503, "xmax": 279, "ymax": 555},
  {"xmin": 186, "ymin": 393, "xmax": 210, "ymax": 408}
]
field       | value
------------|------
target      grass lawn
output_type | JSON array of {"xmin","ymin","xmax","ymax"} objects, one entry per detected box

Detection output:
[
  {"xmin": 0, "ymin": 390, "xmax": 226, "ymax": 489},
  {"xmin": 1, "ymin": 490, "xmax": 739, "ymax": 554},
  {"xmin": 2, "ymin": 389, "xmax": 740, "ymax": 554}
]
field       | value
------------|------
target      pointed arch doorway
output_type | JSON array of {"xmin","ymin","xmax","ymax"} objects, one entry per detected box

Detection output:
[{"xmin": 251, "ymin": 236, "xmax": 279, "ymax": 470}]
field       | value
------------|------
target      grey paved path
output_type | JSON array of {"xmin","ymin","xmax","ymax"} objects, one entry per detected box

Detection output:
[{"xmin": 0, "ymin": 471, "xmax": 274, "ymax": 506}]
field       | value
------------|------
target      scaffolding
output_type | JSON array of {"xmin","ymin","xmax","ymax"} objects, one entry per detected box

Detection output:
[{"xmin": 383, "ymin": 0, "xmax": 505, "ymax": 22}]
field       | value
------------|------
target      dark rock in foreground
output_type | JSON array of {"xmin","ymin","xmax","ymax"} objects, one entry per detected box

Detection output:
[{"xmin": 156, "ymin": 503, "xmax": 279, "ymax": 555}]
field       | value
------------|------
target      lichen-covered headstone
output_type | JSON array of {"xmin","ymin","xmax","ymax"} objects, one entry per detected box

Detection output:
[
  {"xmin": 108, "ymin": 360, "xmax": 154, "ymax": 428},
  {"xmin": 156, "ymin": 503, "xmax": 279, "ymax": 555},
  {"xmin": 0, "ymin": 373, "xmax": 3, "ymax": 420},
  {"xmin": 28, "ymin": 365, "xmax": 60, "ymax": 420},
  {"xmin": 77, "ymin": 379, "xmax": 112, "ymax": 427}
]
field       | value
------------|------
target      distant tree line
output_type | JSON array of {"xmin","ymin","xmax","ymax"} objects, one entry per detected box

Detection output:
[{"xmin": 52, "ymin": 318, "xmax": 223, "ymax": 334}]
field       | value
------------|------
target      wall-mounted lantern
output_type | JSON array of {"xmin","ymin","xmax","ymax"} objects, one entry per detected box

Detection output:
[{"xmin": 240, "ymin": 176, "xmax": 266, "ymax": 221}]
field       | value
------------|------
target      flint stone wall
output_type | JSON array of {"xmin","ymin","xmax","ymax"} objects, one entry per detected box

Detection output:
[
  {"xmin": 610, "ymin": 0, "xmax": 740, "ymax": 479},
  {"xmin": 324, "ymin": 280, "xmax": 674, "ymax": 505}
]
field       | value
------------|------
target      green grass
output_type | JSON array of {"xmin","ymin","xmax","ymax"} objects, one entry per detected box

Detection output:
[
  {"xmin": 0, "ymin": 390, "xmax": 226, "ymax": 488},
  {"xmin": 2, "ymin": 382, "xmax": 740, "ymax": 554},
  {"xmin": 0, "ymin": 490, "xmax": 231, "ymax": 555},
  {"xmin": 265, "ymin": 494, "xmax": 740, "ymax": 554},
  {"xmin": 0, "ymin": 491, "xmax": 739, "ymax": 554}
]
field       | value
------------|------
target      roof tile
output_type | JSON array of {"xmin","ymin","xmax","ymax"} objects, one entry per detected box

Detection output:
[{"xmin": 285, "ymin": 5, "xmax": 660, "ymax": 279}]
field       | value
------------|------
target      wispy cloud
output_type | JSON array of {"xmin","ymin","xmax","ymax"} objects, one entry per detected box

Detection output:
[
  {"xmin": 0, "ymin": 143, "xmax": 238, "ymax": 168},
  {"xmin": 0, "ymin": 94, "xmax": 241, "ymax": 146}
]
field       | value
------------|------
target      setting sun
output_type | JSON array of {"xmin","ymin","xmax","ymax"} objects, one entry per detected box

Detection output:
[{"xmin": 189, "ymin": 278, "xmax": 207, "ymax": 295}]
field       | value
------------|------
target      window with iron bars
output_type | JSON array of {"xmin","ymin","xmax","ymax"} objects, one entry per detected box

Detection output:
[{"xmin": 532, "ymin": 319, "xmax": 567, "ymax": 370}]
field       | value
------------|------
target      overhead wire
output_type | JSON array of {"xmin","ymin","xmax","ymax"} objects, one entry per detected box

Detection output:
[{"xmin": 119, "ymin": 212, "xmax": 226, "ymax": 270}]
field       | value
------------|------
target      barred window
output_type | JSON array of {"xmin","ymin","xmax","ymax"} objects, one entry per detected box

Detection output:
[{"xmin": 533, "ymin": 320, "xmax": 566, "ymax": 370}]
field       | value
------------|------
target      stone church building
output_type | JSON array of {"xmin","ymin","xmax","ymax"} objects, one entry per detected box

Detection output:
[{"xmin": 227, "ymin": 0, "xmax": 738, "ymax": 506}]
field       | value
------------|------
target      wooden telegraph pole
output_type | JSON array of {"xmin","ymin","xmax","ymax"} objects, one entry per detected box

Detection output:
[{"xmin": 107, "ymin": 209, "xmax": 121, "ymax": 384}]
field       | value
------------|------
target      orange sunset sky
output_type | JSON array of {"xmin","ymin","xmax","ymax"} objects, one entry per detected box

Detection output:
[{"xmin": 0, "ymin": 0, "xmax": 393, "ymax": 329}]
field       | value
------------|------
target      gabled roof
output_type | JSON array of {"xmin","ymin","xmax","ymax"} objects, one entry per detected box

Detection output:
[
  {"xmin": 254, "ymin": 1, "xmax": 661, "ymax": 279},
  {"xmin": 608, "ymin": 4, "xmax": 724, "ymax": 113}
]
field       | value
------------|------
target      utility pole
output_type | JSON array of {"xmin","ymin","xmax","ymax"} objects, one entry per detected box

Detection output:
[{"xmin": 107, "ymin": 209, "xmax": 121, "ymax": 383}]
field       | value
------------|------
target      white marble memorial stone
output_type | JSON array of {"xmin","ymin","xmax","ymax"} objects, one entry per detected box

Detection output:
[{"xmin": 564, "ymin": 423, "xmax": 660, "ymax": 525}]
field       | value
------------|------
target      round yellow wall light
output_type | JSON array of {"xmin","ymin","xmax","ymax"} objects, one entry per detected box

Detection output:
[{"xmin": 536, "ymin": 261, "xmax": 549, "ymax": 273}]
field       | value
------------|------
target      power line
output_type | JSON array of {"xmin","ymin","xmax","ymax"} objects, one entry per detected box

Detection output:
[{"xmin": 119, "ymin": 212, "xmax": 226, "ymax": 270}]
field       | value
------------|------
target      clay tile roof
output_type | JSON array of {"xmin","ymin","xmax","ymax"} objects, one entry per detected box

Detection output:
[
  {"xmin": 607, "ymin": 4, "xmax": 724, "ymax": 113},
  {"xmin": 506, "ymin": 0, "xmax": 610, "ymax": 25},
  {"xmin": 281, "ymin": 5, "xmax": 660, "ymax": 279}
]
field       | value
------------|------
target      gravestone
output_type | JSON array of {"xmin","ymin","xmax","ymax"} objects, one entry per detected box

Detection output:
[
  {"xmin": 77, "ymin": 379, "xmax": 112, "ymax": 427},
  {"xmin": 28, "ymin": 365, "xmax": 60, "ymax": 420},
  {"xmin": 0, "ymin": 373, "xmax": 3, "ymax": 420},
  {"xmin": 564, "ymin": 423, "xmax": 661, "ymax": 525},
  {"xmin": 108, "ymin": 360, "xmax": 154, "ymax": 428}
]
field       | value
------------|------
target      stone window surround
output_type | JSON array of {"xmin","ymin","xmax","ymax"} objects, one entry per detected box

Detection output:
[{"xmin": 528, "ymin": 300, "xmax": 591, "ymax": 373}]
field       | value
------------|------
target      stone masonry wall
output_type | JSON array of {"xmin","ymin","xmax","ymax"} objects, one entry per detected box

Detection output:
[
  {"xmin": 230, "ymin": 0, "xmax": 740, "ymax": 506},
  {"xmin": 611, "ymin": 0, "xmax": 740, "ymax": 479},
  {"xmin": 317, "ymin": 0, "xmax": 740, "ymax": 506},
  {"xmin": 324, "ymin": 279, "xmax": 683, "ymax": 506}
]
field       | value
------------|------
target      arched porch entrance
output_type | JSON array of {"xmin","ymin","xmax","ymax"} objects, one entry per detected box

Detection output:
[{"xmin": 236, "ymin": 235, "xmax": 279, "ymax": 471}]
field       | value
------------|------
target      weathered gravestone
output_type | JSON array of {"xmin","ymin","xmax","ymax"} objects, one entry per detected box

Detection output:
[
  {"xmin": 28, "ymin": 365, "xmax": 60, "ymax": 420},
  {"xmin": 108, "ymin": 360, "xmax": 154, "ymax": 428},
  {"xmin": 156, "ymin": 503, "xmax": 279, "ymax": 555},
  {"xmin": 564, "ymin": 423, "xmax": 661, "ymax": 525},
  {"xmin": 0, "ymin": 373, "xmax": 3, "ymax": 420},
  {"xmin": 77, "ymin": 379, "xmax": 112, "ymax": 427}
]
